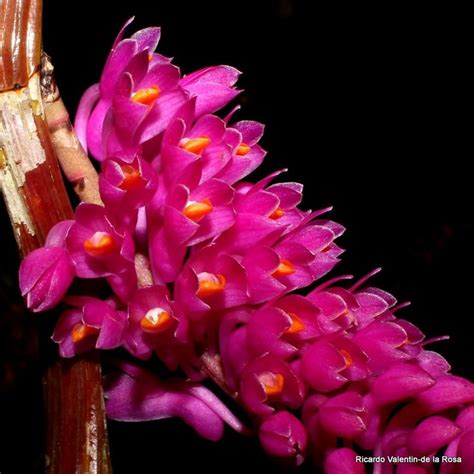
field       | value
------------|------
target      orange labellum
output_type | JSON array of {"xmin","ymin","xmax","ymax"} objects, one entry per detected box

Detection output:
[
  {"xmin": 180, "ymin": 136, "xmax": 211, "ymax": 155},
  {"xmin": 285, "ymin": 312, "xmax": 305, "ymax": 334},
  {"xmin": 71, "ymin": 323, "xmax": 99, "ymax": 343},
  {"xmin": 183, "ymin": 199, "xmax": 213, "ymax": 222},
  {"xmin": 236, "ymin": 143, "xmax": 251, "ymax": 156},
  {"xmin": 83, "ymin": 232, "xmax": 115, "ymax": 257},
  {"xmin": 260, "ymin": 372, "xmax": 285, "ymax": 397},
  {"xmin": 272, "ymin": 259, "xmax": 295, "ymax": 277},
  {"xmin": 140, "ymin": 308, "xmax": 173, "ymax": 334},
  {"xmin": 269, "ymin": 207, "xmax": 285, "ymax": 220},
  {"xmin": 196, "ymin": 273, "xmax": 226, "ymax": 298},
  {"xmin": 118, "ymin": 165, "xmax": 142, "ymax": 191},
  {"xmin": 131, "ymin": 85, "xmax": 161, "ymax": 106},
  {"xmin": 339, "ymin": 349, "xmax": 353, "ymax": 368}
]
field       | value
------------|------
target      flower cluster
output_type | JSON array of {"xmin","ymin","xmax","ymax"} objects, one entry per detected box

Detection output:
[{"xmin": 19, "ymin": 22, "xmax": 474, "ymax": 472}]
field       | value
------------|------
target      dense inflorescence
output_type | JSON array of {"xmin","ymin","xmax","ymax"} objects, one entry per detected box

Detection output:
[{"xmin": 19, "ymin": 22, "xmax": 474, "ymax": 473}]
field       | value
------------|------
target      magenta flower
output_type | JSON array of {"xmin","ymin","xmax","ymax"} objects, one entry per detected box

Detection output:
[
  {"xmin": 75, "ymin": 21, "xmax": 240, "ymax": 162},
  {"xmin": 179, "ymin": 65, "xmax": 241, "ymax": 116},
  {"xmin": 52, "ymin": 297, "xmax": 127, "ymax": 357},
  {"xmin": 259, "ymin": 411, "xmax": 307, "ymax": 465},
  {"xmin": 123, "ymin": 285, "xmax": 191, "ymax": 370},
  {"xmin": 323, "ymin": 448, "xmax": 364, "ymax": 474},
  {"xmin": 160, "ymin": 111, "xmax": 229, "ymax": 188},
  {"xmin": 371, "ymin": 362, "xmax": 436, "ymax": 405},
  {"xmin": 19, "ymin": 20, "xmax": 474, "ymax": 472},
  {"xmin": 99, "ymin": 155, "xmax": 158, "ymax": 218},
  {"xmin": 66, "ymin": 203, "xmax": 134, "ymax": 278},
  {"xmin": 239, "ymin": 353, "xmax": 303, "ymax": 416},
  {"xmin": 174, "ymin": 246, "xmax": 249, "ymax": 320},
  {"xmin": 301, "ymin": 336, "xmax": 368, "ymax": 392},
  {"xmin": 19, "ymin": 221, "xmax": 75, "ymax": 312},
  {"xmin": 105, "ymin": 363, "xmax": 246, "ymax": 441},
  {"xmin": 19, "ymin": 247, "xmax": 74, "ymax": 312}
]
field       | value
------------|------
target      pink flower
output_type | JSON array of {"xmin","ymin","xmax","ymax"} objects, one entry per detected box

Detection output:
[
  {"xmin": 239, "ymin": 353, "xmax": 303, "ymax": 416},
  {"xmin": 301, "ymin": 336, "xmax": 368, "ymax": 392},
  {"xmin": 18, "ymin": 21, "xmax": 474, "ymax": 472},
  {"xmin": 19, "ymin": 248, "xmax": 74, "ymax": 312},
  {"xmin": 179, "ymin": 65, "xmax": 241, "ymax": 116},
  {"xmin": 105, "ymin": 363, "xmax": 247, "ymax": 441},
  {"xmin": 174, "ymin": 246, "xmax": 249, "ymax": 319},
  {"xmin": 19, "ymin": 221, "xmax": 75, "ymax": 312},
  {"xmin": 99, "ymin": 155, "xmax": 158, "ymax": 221},
  {"xmin": 52, "ymin": 297, "xmax": 127, "ymax": 357},
  {"xmin": 259, "ymin": 411, "xmax": 307, "ymax": 465},
  {"xmin": 123, "ymin": 285, "xmax": 190, "ymax": 370},
  {"xmin": 66, "ymin": 203, "xmax": 134, "ymax": 278},
  {"xmin": 75, "ymin": 22, "xmax": 240, "ymax": 162},
  {"xmin": 323, "ymin": 448, "xmax": 364, "ymax": 474},
  {"xmin": 371, "ymin": 362, "xmax": 436, "ymax": 405}
]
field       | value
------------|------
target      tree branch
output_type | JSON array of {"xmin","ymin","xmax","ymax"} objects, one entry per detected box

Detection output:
[{"xmin": 0, "ymin": 1, "xmax": 111, "ymax": 472}]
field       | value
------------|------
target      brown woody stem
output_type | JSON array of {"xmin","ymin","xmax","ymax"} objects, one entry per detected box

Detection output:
[{"xmin": 0, "ymin": 0, "xmax": 111, "ymax": 472}]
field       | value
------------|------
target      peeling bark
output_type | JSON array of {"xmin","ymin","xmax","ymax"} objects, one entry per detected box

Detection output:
[{"xmin": 0, "ymin": 0, "xmax": 111, "ymax": 472}]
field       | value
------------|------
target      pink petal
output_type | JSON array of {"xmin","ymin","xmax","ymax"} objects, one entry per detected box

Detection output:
[
  {"xmin": 372, "ymin": 362, "xmax": 435, "ymax": 406},
  {"xmin": 324, "ymin": 448, "xmax": 365, "ymax": 474},
  {"xmin": 407, "ymin": 416, "xmax": 461, "ymax": 456},
  {"xmin": 74, "ymin": 84, "xmax": 100, "ymax": 152}
]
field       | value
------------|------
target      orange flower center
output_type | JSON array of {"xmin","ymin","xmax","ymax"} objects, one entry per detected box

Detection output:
[
  {"xmin": 71, "ymin": 323, "xmax": 99, "ymax": 343},
  {"xmin": 285, "ymin": 312, "xmax": 305, "ymax": 334},
  {"xmin": 183, "ymin": 199, "xmax": 213, "ymax": 222},
  {"xmin": 236, "ymin": 143, "xmax": 251, "ymax": 156},
  {"xmin": 259, "ymin": 372, "xmax": 285, "ymax": 397},
  {"xmin": 269, "ymin": 207, "xmax": 285, "ymax": 220},
  {"xmin": 339, "ymin": 349, "xmax": 353, "ymax": 368},
  {"xmin": 272, "ymin": 259, "xmax": 295, "ymax": 277},
  {"xmin": 140, "ymin": 307, "xmax": 173, "ymax": 334},
  {"xmin": 196, "ymin": 272, "xmax": 226, "ymax": 298},
  {"xmin": 84, "ymin": 232, "xmax": 116, "ymax": 256},
  {"xmin": 118, "ymin": 164, "xmax": 143, "ymax": 191},
  {"xmin": 180, "ymin": 136, "xmax": 211, "ymax": 154},
  {"xmin": 131, "ymin": 85, "xmax": 161, "ymax": 106}
]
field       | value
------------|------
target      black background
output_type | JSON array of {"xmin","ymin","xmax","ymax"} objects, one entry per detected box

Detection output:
[{"xmin": 0, "ymin": 1, "xmax": 472, "ymax": 472}]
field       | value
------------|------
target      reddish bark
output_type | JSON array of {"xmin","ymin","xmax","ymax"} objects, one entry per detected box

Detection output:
[{"xmin": 0, "ymin": 1, "xmax": 111, "ymax": 472}]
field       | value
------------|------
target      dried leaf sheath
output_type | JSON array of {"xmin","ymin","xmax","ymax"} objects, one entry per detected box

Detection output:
[
  {"xmin": 0, "ymin": 73, "xmax": 71, "ymax": 252},
  {"xmin": 0, "ymin": 0, "xmax": 111, "ymax": 472}
]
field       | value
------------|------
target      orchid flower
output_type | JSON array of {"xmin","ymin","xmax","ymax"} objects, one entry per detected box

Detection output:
[{"xmin": 18, "ymin": 20, "xmax": 474, "ymax": 472}]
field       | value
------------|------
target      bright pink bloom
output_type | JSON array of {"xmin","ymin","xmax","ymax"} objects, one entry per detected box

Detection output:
[
  {"xmin": 19, "ymin": 221, "xmax": 75, "ymax": 312},
  {"xmin": 259, "ymin": 411, "xmax": 307, "ymax": 465},
  {"xmin": 52, "ymin": 297, "xmax": 127, "ymax": 357},
  {"xmin": 323, "ymin": 448, "xmax": 364, "ymax": 474},
  {"xmin": 99, "ymin": 156, "xmax": 158, "ymax": 220},
  {"xmin": 123, "ymin": 285, "xmax": 192, "ymax": 371},
  {"xmin": 179, "ymin": 65, "xmax": 241, "ymax": 116},
  {"xmin": 66, "ymin": 203, "xmax": 135, "ymax": 278},
  {"xmin": 301, "ymin": 336, "xmax": 368, "ymax": 392},
  {"xmin": 174, "ymin": 246, "xmax": 248, "ymax": 319},
  {"xmin": 239, "ymin": 353, "xmax": 303, "ymax": 416},
  {"xmin": 75, "ymin": 22, "xmax": 240, "ymax": 162},
  {"xmin": 105, "ymin": 364, "xmax": 246, "ymax": 441},
  {"xmin": 17, "ymin": 21, "xmax": 474, "ymax": 472},
  {"xmin": 19, "ymin": 247, "xmax": 74, "ymax": 312}
]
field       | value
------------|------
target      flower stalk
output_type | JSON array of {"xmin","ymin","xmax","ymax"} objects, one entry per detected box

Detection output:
[
  {"xmin": 0, "ymin": 0, "xmax": 111, "ymax": 472},
  {"xmin": 41, "ymin": 53, "xmax": 102, "ymax": 205}
]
